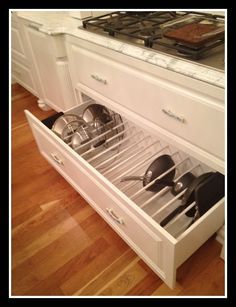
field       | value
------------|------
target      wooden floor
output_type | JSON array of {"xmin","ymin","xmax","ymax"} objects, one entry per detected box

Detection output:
[{"xmin": 11, "ymin": 84, "xmax": 225, "ymax": 297}]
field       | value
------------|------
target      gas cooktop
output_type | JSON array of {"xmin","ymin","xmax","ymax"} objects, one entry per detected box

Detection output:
[{"xmin": 81, "ymin": 11, "xmax": 225, "ymax": 71}]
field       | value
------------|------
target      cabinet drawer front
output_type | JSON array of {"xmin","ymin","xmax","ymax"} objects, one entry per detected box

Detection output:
[
  {"xmin": 69, "ymin": 44, "xmax": 224, "ymax": 160},
  {"xmin": 29, "ymin": 120, "xmax": 164, "ymax": 273},
  {"xmin": 12, "ymin": 60, "xmax": 38, "ymax": 95},
  {"xmin": 12, "ymin": 25, "xmax": 26, "ymax": 60}
]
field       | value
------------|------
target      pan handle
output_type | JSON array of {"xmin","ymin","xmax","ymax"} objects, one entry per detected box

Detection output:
[
  {"xmin": 120, "ymin": 176, "xmax": 175, "ymax": 185},
  {"xmin": 160, "ymin": 205, "xmax": 185, "ymax": 227},
  {"xmin": 154, "ymin": 179, "xmax": 175, "ymax": 186},
  {"xmin": 120, "ymin": 176, "xmax": 144, "ymax": 182}
]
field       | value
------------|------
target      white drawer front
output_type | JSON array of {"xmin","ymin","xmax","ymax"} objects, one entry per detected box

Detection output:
[
  {"xmin": 69, "ymin": 44, "xmax": 224, "ymax": 160},
  {"xmin": 25, "ymin": 99, "xmax": 224, "ymax": 288},
  {"xmin": 12, "ymin": 60, "xmax": 38, "ymax": 95},
  {"xmin": 30, "ymin": 122, "xmax": 164, "ymax": 272}
]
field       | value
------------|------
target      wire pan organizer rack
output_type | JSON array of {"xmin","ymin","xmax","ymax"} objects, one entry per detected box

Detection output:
[{"xmin": 49, "ymin": 98, "xmax": 218, "ymax": 240}]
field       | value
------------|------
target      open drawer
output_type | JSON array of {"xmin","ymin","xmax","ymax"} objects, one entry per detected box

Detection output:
[{"xmin": 25, "ymin": 91, "xmax": 225, "ymax": 289}]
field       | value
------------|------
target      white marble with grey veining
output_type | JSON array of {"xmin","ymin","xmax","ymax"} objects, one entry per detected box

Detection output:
[{"xmin": 15, "ymin": 11, "xmax": 225, "ymax": 88}]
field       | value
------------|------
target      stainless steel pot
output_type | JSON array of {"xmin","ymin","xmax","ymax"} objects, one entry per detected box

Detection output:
[
  {"xmin": 52, "ymin": 114, "xmax": 85, "ymax": 142},
  {"xmin": 82, "ymin": 103, "xmax": 112, "ymax": 125},
  {"xmin": 71, "ymin": 123, "xmax": 91, "ymax": 153}
]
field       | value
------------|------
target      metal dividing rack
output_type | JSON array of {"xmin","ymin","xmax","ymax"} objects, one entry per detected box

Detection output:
[{"xmin": 54, "ymin": 102, "xmax": 213, "ymax": 239}]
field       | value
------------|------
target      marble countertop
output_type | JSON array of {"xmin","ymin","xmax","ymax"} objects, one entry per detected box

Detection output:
[{"xmin": 15, "ymin": 11, "xmax": 225, "ymax": 89}]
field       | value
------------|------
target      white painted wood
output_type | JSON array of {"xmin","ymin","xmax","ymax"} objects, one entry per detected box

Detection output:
[
  {"xmin": 65, "ymin": 35, "xmax": 224, "ymax": 102},
  {"xmin": 25, "ymin": 98, "xmax": 225, "ymax": 288},
  {"xmin": 75, "ymin": 83, "xmax": 224, "ymax": 174},
  {"xmin": 216, "ymin": 225, "xmax": 225, "ymax": 245},
  {"xmin": 68, "ymin": 11, "xmax": 113, "ymax": 19},
  {"xmin": 11, "ymin": 14, "xmax": 39, "ymax": 95},
  {"xmin": 11, "ymin": 26, "xmax": 26, "ymax": 60},
  {"xmin": 55, "ymin": 59, "xmax": 78, "ymax": 110},
  {"xmin": 12, "ymin": 60, "xmax": 38, "ymax": 96},
  {"xmin": 66, "ymin": 43, "xmax": 224, "ymax": 161},
  {"xmin": 50, "ymin": 35, "xmax": 67, "ymax": 58},
  {"xmin": 68, "ymin": 11, "xmax": 92, "ymax": 19},
  {"xmin": 21, "ymin": 22, "xmax": 77, "ymax": 111},
  {"xmin": 26, "ymin": 112, "xmax": 167, "ymax": 280},
  {"xmin": 37, "ymin": 99, "xmax": 52, "ymax": 111},
  {"xmin": 174, "ymin": 200, "xmax": 224, "ymax": 268}
]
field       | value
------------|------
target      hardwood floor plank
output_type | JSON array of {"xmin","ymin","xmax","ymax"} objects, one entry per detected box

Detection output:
[
  {"xmin": 22, "ymin": 237, "xmax": 110, "ymax": 296},
  {"xmin": 97, "ymin": 260, "xmax": 147, "ymax": 296},
  {"xmin": 75, "ymin": 249, "xmax": 137, "ymax": 295},
  {"xmin": 176, "ymin": 236, "xmax": 222, "ymax": 287},
  {"xmin": 178, "ymin": 257, "xmax": 224, "ymax": 296},
  {"xmin": 151, "ymin": 282, "xmax": 183, "ymax": 296},
  {"xmin": 12, "ymin": 223, "xmax": 92, "ymax": 293},
  {"xmin": 61, "ymin": 239, "xmax": 129, "ymax": 295},
  {"xmin": 13, "ymin": 214, "xmax": 79, "ymax": 268},
  {"xmin": 126, "ymin": 273, "xmax": 163, "ymax": 296}
]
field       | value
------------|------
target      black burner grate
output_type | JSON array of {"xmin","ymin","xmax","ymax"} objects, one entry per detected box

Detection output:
[{"xmin": 82, "ymin": 11, "xmax": 225, "ymax": 59}]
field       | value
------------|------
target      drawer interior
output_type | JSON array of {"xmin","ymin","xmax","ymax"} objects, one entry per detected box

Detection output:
[{"xmin": 41, "ymin": 94, "xmax": 225, "ymax": 240}]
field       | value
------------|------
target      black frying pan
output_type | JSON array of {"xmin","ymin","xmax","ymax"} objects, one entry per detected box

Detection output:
[
  {"xmin": 194, "ymin": 171, "xmax": 224, "ymax": 216},
  {"xmin": 160, "ymin": 172, "xmax": 214, "ymax": 227},
  {"xmin": 170, "ymin": 172, "xmax": 196, "ymax": 196},
  {"xmin": 120, "ymin": 154, "xmax": 176, "ymax": 192}
]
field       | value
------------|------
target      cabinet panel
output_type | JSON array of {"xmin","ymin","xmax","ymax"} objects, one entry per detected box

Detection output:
[
  {"xmin": 11, "ymin": 15, "xmax": 41, "ymax": 96},
  {"xmin": 11, "ymin": 26, "xmax": 26, "ymax": 59},
  {"xmin": 29, "ymin": 119, "xmax": 165, "ymax": 274},
  {"xmin": 26, "ymin": 28, "xmax": 64, "ymax": 109},
  {"xmin": 68, "ymin": 44, "xmax": 224, "ymax": 160},
  {"xmin": 24, "ymin": 26, "xmax": 76, "ymax": 111},
  {"xmin": 12, "ymin": 60, "xmax": 38, "ymax": 95}
]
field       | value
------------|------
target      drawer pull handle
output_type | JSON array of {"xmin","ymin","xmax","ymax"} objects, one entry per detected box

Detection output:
[
  {"xmin": 91, "ymin": 74, "xmax": 107, "ymax": 85},
  {"xmin": 50, "ymin": 153, "xmax": 64, "ymax": 165},
  {"xmin": 106, "ymin": 208, "xmax": 124, "ymax": 225},
  {"xmin": 162, "ymin": 109, "xmax": 185, "ymax": 123}
]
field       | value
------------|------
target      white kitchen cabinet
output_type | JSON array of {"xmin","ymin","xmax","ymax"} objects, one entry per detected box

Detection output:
[
  {"xmin": 65, "ymin": 35, "xmax": 225, "ymax": 174},
  {"xmin": 19, "ymin": 19, "xmax": 77, "ymax": 112},
  {"xmin": 11, "ymin": 14, "xmax": 39, "ymax": 96},
  {"xmin": 24, "ymin": 29, "xmax": 225, "ymax": 289}
]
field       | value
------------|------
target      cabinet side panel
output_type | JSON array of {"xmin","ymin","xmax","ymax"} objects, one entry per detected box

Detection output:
[{"xmin": 174, "ymin": 200, "xmax": 224, "ymax": 268}]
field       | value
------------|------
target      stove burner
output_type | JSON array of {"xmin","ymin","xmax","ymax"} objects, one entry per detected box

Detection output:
[
  {"xmin": 140, "ymin": 27, "xmax": 156, "ymax": 36},
  {"xmin": 107, "ymin": 17, "xmax": 123, "ymax": 28},
  {"xmin": 82, "ymin": 11, "xmax": 225, "ymax": 60}
]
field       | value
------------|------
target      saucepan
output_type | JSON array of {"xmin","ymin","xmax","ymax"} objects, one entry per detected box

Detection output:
[
  {"xmin": 82, "ymin": 103, "xmax": 113, "ymax": 125},
  {"xmin": 120, "ymin": 154, "xmax": 176, "ymax": 192},
  {"xmin": 52, "ymin": 114, "xmax": 86, "ymax": 143},
  {"xmin": 82, "ymin": 103, "xmax": 113, "ymax": 147},
  {"xmin": 71, "ymin": 123, "xmax": 92, "ymax": 153}
]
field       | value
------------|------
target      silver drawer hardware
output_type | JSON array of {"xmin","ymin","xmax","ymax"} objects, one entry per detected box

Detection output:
[
  {"xmin": 106, "ymin": 208, "xmax": 124, "ymax": 225},
  {"xmin": 162, "ymin": 109, "xmax": 185, "ymax": 123},
  {"xmin": 50, "ymin": 153, "xmax": 64, "ymax": 165},
  {"xmin": 28, "ymin": 23, "xmax": 40, "ymax": 30},
  {"xmin": 91, "ymin": 74, "xmax": 107, "ymax": 85}
]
